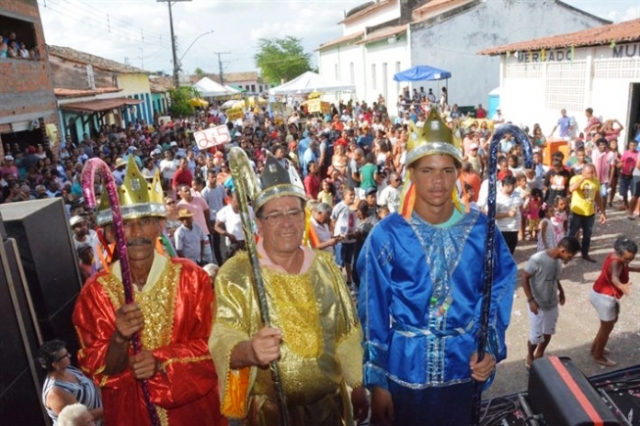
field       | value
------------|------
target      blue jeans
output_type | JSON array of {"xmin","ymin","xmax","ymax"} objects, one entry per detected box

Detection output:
[
  {"xmin": 334, "ymin": 242, "xmax": 355, "ymax": 268},
  {"xmin": 619, "ymin": 175, "xmax": 633, "ymax": 204},
  {"xmin": 568, "ymin": 212, "xmax": 595, "ymax": 256}
]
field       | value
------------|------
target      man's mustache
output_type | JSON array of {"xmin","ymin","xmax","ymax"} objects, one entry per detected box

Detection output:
[{"xmin": 127, "ymin": 237, "xmax": 154, "ymax": 247}]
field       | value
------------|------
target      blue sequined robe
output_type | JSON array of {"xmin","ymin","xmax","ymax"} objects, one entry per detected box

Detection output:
[{"xmin": 357, "ymin": 210, "xmax": 516, "ymax": 421}]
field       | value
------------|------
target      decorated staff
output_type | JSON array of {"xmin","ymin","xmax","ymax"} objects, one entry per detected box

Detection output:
[
  {"xmin": 358, "ymin": 108, "xmax": 518, "ymax": 426},
  {"xmin": 75, "ymin": 157, "xmax": 224, "ymax": 426},
  {"xmin": 81, "ymin": 158, "xmax": 160, "ymax": 426},
  {"xmin": 472, "ymin": 124, "xmax": 533, "ymax": 425},
  {"xmin": 228, "ymin": 147, "xmax": 291, "ymax": 426}
]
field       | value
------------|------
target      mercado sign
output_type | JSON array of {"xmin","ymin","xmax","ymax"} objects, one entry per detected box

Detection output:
[{"xmin": 513, "ymin": 42, "xmax": 640, "ymax": 63}]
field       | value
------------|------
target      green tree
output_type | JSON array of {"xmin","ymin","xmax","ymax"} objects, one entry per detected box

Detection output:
[
  {"xmin": 194, "ymin": 67, "xmax": 206, "ymax": 79},
  {"xmin": 168, "ymin": 86, "xmax": 196, "ymax": 118},
  {"xmin": 254, "ymin": 36, "xmax": 311, "ymax": 85}
]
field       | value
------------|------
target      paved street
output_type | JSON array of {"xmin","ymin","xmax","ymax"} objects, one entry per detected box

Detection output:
[{"xmin": 486, "ymin": 200, "xmax": 640, "ymax": 399}]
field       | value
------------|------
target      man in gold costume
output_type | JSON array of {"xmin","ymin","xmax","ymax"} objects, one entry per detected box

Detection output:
[
  {"xmin": 73, "ymin": 157, "xmax": 225, "ymax": 426},
  {"xmin": 209, "ymin": 155, "xmax": 368, "ymax": 425}
]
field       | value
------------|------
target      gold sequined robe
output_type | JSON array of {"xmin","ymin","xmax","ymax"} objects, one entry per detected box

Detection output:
[
  {"xmin": 73, "ymin": 253, "xmax": 225, "ymax": 426},
  {"xmin": 209, "ymin": 250, "xmax": 363, "ymax": 426}
]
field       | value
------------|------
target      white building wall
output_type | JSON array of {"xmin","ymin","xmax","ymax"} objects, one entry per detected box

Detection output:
[
  {"xmin": 410, "ymin": 0, "xmax": 608, "ymax": 107},
  {"xmin": 342, "ymin": 1, "xmax": 401, "ymax": 35},
  {"xmin": 362, "ymin": 38, "xmax": 411, "ymax": 110},
  {"xmin": 319, "ymin": 37, "xmax": 410, "ymax": 113},
  {"xmin": 500, "ymin": 43, "xmax": 640, "ymax": 144},
  {"xmin": 318, "ymin": 43, "xmax": 363, "ymax": 105}
]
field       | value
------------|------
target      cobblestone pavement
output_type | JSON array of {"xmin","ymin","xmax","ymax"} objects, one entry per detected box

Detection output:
[{"xmin": 486, "ymin": 200, "xmax": 640, "ymax": 399}]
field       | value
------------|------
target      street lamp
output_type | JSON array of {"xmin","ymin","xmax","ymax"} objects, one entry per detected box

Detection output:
[
  {"xmin": 157, "ymin": 0, "xmax": 192, "ymax": 88},
  {"xmin": 180, "ymin": 30, "xmax": 215, "ymax": 64}
]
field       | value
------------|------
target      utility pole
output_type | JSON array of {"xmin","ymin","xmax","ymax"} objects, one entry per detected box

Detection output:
[
  {"xmin": 157, "ymin": 0, "xmax": 191, "ymax": 88},
  {"xmin": 213, "ymin": 51, "xmax": 231, "ymax": 86}
]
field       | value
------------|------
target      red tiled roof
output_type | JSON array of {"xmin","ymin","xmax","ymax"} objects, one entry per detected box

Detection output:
[
  {"xmin": 339, "ymin": 0, "xmax": 391, "ymax": 25},
  {"xmin": 48, "ymin": 45, "xmax": 148, "ymax": 74},
  {"xmin": 54, "ymin": 87, "xmax": 122, "ymax": 97},
  {"xmin": 356, "ymin": 24, "xmax": 407, "ymax": 45},
  {"xmin": 478, "ymin": 18, "xmax": 640, "ymax": 56},
  {"xmin": 413, "ymin": 0, "xmax": 461, "ymax": 14},
  {"xmin": 317, "ymin": 31, "xmax": 365, "ymax": 51},
  {"xmin": 412, "ymin": 0, "xmax": 475, "ymax": 23},
  {"xmin": 150, "ymin": 82, "xmax": 169, "ymax": 93},
  {"xmin": 60, "ymin": 97, "xmax": 142, "ymax": 113}
]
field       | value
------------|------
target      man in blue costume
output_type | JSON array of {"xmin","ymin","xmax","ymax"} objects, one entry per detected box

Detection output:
[{"xmin": 357, "ymin": 109, "xmax": 517, "ymax": 426}]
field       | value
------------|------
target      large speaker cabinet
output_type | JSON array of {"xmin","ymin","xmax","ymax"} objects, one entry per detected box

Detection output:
[
  {"xmin": 0, "ymin": 237, "xmax": 50, "ymax": 425},
  {"xmin": 0, "ymin": 199, "xmax": 82, "ymax": 354}
]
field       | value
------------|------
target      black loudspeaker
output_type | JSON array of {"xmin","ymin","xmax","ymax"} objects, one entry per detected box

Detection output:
[
  {"xmin": 528, "ymin": 356, "xmax": 620, "ymax": 426},
  {"xmin": 0, "ymin": 238, "xmax": 50, "ymax": 425},
  {"xmin": 0, "ymin": 199, "xmax": 81, "ymax": 354}
]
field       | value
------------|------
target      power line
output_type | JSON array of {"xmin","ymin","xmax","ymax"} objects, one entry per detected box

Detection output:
[
  {"xmin": 59, "ymin": 0, "xmax": 168, "ymax": 43},
  {"xmin": 39, "ymin": 0, "xmax": 168, "ymax": 46}
]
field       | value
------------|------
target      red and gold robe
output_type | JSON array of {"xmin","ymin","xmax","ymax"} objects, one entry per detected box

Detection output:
[{"xmin": 73, "ymin": 253, "xmax": 225, "ymax": 426}]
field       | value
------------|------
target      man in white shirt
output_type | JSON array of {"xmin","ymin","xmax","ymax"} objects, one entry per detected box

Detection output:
[
  {"xmin": 214, "ymin": 191, "xmax": 255, "ymax": 261},
  {"xmin": 492, "ymin": 108, "xmax": 506, "ymax": 129},
  {"xmin": 175, "ymin": 209, "xmax": 207, "ymax": 265},
  {"xmin": 69, "ymin": 215, "xmax": 103, "ymax": 271},
  {"xmin": 378, "ymin": 172, "xmax": 402, "ymax": 213},
  {"xmin": 159, "ymin": 150, "xmax": 178, "ymax": 188},
  {"xmin": 492, "ymin": 175, "xmax": 522, "ymax": 255},
  {"xmin": 331, "ymin": 187, "xmax": 357, "ymax": 284}
]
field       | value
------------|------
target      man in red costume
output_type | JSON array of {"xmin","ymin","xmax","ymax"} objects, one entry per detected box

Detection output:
[{"xmin": 73, "ymin": 157, "xmax": 225, "ymax": 425}]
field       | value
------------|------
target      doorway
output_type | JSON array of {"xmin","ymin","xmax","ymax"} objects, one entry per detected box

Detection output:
[{"xmin": 627, "ymin": 83, "xmax": 640, "ymax": 145}]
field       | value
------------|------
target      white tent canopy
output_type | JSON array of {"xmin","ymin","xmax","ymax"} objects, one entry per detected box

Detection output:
[
  {"xmin": 268, "ymin": 71, "xmax": 355, "ymax": 95},
  {"xmin": 193, "ymin": 77, "xmax": 239, "ymax": 98}
]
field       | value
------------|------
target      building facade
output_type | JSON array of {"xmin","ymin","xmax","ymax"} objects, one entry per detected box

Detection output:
[
  {"xmin": 0, "ymin": 0, "xmax": 59, "ymax": 158},
  {"xmin": 48, "ymin": 45, "xmax": 152, "ymax": 143},
  {"xmin": 318, "ymin": 0, "xmax": 609, "ymax": 113},
  {"xmin": 479, "ymin": 18, "xmax": 640, "ymax": 145}
]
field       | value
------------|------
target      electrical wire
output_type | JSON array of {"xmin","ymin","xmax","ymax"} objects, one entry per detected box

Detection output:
[
  {"xmin": 60, "ymin": 0, "xmax": 168, "ymax": 42},
  {"xmin": 480, "ymin": 397, "xmax": 519, "ymax": 426},
  {"xmin": 39, "ymin": 0, "xmax": 168, "ymax": 47}
]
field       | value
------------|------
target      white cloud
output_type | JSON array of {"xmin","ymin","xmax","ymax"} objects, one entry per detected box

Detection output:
[
  {"xmin": 619, "ymin": 5, "xmax": 640, "ymax": 22},
  {"xmin": 38, "ymin": 0, "xmax": 362, "ymax": 75},
  {"xmin": 38, "ymin": 0, "xmax": 636, "ymax": 77}
]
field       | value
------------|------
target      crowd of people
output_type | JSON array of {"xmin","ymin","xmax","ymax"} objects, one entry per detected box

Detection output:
[
  {"xmin": 1, "ymin": 92, "xmax": 639, "ymax": 425},
  {"xmin": 0, "ymin": 30, "xmax": 40, "ymax": 60}
]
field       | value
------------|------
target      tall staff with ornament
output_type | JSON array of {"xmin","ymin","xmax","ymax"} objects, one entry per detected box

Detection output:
[{"xmin": 73, "ymin": 157, "xmax": 225, "ymax": 426}]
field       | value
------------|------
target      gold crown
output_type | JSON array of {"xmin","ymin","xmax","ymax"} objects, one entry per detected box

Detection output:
[
  {"xmin": 96, "ymin": 156, "xmax": 166, "ymax": 226},
  {"xmin": 406, "ymin": 108, "xmax": 462, "ymax": 166}
]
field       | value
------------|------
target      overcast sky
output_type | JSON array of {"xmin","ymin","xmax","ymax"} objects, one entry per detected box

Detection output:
[{"xmin": 37, "ymin": 0, "xmax": 640, "ymax": 76}]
